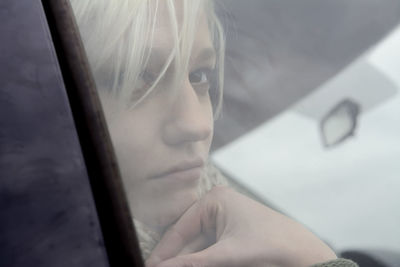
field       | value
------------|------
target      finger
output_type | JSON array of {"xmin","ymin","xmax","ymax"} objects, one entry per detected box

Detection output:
[
  {"xmin": 177, "ymin": 233, "xmax": 212, "ymax": 256},
  {"xmin": 146, "ymin": 201, "xmax": 202, "ymax": 266},
  {"xmin": 156, "ymin": 240, "xmax": 234, "ymax": 267}
]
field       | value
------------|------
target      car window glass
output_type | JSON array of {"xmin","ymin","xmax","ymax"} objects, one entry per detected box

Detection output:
[{"xmin": 70, "ymin": 0, "xmax": 400, "ymax": 264}]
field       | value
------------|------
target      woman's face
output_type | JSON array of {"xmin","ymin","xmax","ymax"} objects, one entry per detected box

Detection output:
[{"xmin": 101, "ymin": 1, "xmax": 216, "ymax": 231}]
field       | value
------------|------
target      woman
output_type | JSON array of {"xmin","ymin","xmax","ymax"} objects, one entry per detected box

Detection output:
[{"xmin": 71, "ymin": 0, "xmax": 357, "ymax": 266}]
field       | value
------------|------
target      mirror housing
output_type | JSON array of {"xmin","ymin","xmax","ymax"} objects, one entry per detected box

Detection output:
[{"xmin": 320, "ymin": 99, "xmax": 361, "ymax": 148}]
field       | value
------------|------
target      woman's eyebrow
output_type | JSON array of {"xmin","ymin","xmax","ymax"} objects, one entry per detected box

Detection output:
[
  {"xmin": 144, "ymin": 47, "xmax": 216, "ymax": 67},
  {"xmin": 148, "ymin": 47, "xmax": 169, "ymax": 60},
  {"xmin": 145, "ymin": 47, "xmax": 170, "ymax": 69},
  {"xmin": 195, "ymin": 47, "xmax": 216, "ymax": 64}
]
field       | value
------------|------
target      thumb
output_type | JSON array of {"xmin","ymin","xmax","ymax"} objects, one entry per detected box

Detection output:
[
  {"xmin": 146, "ymin": 201, "xmax": 203, "ymax": 267},
  {"xmin": 156, "ymin": 240, "xmax": 234, "ymax": 267},
  {"xmin": 148, "ymin": 190, "xmax": 225, "ymax": 266}
]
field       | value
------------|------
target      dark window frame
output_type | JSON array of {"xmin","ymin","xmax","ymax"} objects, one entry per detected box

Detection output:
[{"xmin": 41, "ymin": 0, "xmax": 144, "ymax": 266}]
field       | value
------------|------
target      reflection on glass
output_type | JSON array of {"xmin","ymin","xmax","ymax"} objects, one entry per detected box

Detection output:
[{"xmin": 320, "ymin": 99, "xmax": 360, "ymax": 148}]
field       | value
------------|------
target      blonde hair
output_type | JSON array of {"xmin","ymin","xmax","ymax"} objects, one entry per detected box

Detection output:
[{"xmin": 70, "ymin": 0, "xmax": 225, "ymax": 116}]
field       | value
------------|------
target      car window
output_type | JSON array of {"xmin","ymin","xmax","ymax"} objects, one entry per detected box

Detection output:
[{"xmin": 70, "ymin": 0, "xmax": 400, "ymax": 265}]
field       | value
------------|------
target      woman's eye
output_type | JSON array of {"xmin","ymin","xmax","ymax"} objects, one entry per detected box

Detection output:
[
  {"xmin": 135, "ymin": 70, "xmax": 157, "ymax": 90},
  {"xmin": 129, "ymin": 70, "xmax": 158, "ymax": 102},
  {"xmin": 140, "ymin": 70, "xmax": 157, "ymax": 86},
  {"xmin": 189, "ymin": 68, "xmax": 214, "ymax": 86}
]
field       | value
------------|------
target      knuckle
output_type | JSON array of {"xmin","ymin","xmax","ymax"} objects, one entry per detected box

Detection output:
[
  {"xmin": 166, "ymin": 224, "xmax": 186, "ymax": 242},
  {"xmin": 200, "ymin": 187, "xmax": 231, "ymax": 223}
]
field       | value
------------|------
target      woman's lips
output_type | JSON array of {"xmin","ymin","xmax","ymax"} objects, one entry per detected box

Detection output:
[
  {"xmin": 156, "ymin": 166, "xmax": 203, "ymax": 182},
  {"xmin": 152, "ymin": 159, "xmax": 205, "ymax": 182}
]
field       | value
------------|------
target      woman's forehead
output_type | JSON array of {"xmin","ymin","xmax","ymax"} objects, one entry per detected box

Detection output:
[
  {"xmin": 155, "ymin": 0, "xmax": 188, "ymax": 24},
  {"xmin": 150, "ymin": 0, "xmax": 215, "ymax": 62}
]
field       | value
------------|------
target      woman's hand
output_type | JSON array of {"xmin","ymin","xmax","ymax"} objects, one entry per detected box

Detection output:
[{"xmin": 146, "ymin": 186, "xmax": 336, "ymax": 267}]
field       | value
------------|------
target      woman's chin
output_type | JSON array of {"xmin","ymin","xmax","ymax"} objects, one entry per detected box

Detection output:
[{"xmin": 131, "ymin": 186, "xmax": 199, "ymax": 233}]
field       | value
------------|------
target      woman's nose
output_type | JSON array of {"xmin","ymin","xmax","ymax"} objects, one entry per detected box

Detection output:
[{"xmin": 162, "ymin": 80, "xmax": 213, "ymax": 146}]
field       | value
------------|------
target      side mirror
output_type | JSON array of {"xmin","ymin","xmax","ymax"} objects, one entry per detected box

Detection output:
[{"xmin": 320, "ymin": 99, "xmax": 361, "ymax": 148}]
